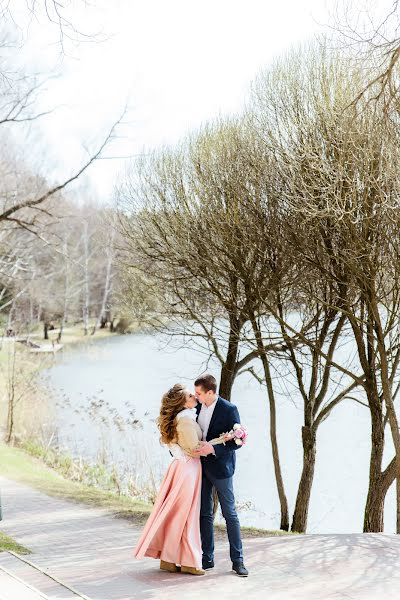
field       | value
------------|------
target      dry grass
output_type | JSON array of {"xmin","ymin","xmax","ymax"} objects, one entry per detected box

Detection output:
[
  {"xmin": 0, "ymin": 443, "xmax": 152, "ymax": 525},
  {"xmin": 0, "ymin": 443, "xmax": 295, "ymax": 537},
  {"xmin": 0, "ymin": 342, "xmax": 53, "ymax": 443},
  {"xmin": 215, "ymin": 523, "xmax": 296, "ymax": 539}
]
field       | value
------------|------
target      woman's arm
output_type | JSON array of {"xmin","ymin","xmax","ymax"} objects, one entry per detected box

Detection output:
[{"xmin": 176, "ymin": 417, "xmax": 201, "ymax": 454}]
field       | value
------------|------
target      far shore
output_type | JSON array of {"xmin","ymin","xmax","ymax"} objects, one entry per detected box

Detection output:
[{"xmin": 3, "ymin": 320, "xmax": 140, "ymax": 351}]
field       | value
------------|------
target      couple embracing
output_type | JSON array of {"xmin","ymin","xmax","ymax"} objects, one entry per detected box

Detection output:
[{"xmin": 133, "ymin": 373, "xmax": 249, "ymax": 577}]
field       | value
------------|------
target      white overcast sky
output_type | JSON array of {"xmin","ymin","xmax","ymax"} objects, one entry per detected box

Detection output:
[{"xmin": 8, "ymin": 0, "xmax": 337, "ymax": 202}]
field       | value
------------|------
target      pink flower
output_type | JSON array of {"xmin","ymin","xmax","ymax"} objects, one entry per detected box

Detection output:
[
  {"xmin": 216, "ymin": 425, "xmax": 247, "ymax": 446},
  {"xmin": 229, "ymin": 425, "xmax": 247, "ymax": 444}
]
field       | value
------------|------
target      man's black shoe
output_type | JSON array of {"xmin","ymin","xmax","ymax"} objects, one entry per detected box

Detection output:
[
  {"xmin": 232, "ymin": 561, "xmax": 249, "ymax": 577},
  {"xmin": 202, "ymin": 559, "xmax": 214, "ymax": 570}
]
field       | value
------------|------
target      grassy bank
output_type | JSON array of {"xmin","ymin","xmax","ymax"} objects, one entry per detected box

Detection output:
[
  {"xmin": 0, "ymin": 531, "xmax": 30, "ymax": 554},
  {"xmin": 0, "ymin": 443, "xmax": 295, "ymax": 538},
  {"xmin": 0, "ymin": 443, "xmax": 151, "ymax": 525}
]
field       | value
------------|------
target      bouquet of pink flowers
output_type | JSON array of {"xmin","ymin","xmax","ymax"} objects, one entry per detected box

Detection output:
[{"xmin": 209, "ymin": 423, "xmax": 247, "ymax": 446}]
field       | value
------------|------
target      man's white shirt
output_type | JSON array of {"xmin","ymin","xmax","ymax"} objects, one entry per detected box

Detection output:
[{"xmin": 197, "ymin": 397, "xmax": 218, "ymax": 441}]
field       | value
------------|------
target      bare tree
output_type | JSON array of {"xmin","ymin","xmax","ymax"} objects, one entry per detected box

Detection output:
[
  {"xmin": 0, "ymin": 0, "xmax": 106, "ymax": 54},
  {"xmin": 243, "ymin": 146, "xmax": 363, "ymax": 532},
  {"xmin": 331, "ymin": 1, "xmax": 400, "ymax": 110},
  {"xmin": 0, "ymin": 114, "xmax": 124, "ymax": 232},
  {"xmin": 118, "ymin": 121, "xmax": 262, "ymax": 400},
  {"xmin": 118, "ymin": 118, "xmax": 292, "ymax": 530},
  {"xmin": 252, "ymin": 42, "xmax": 400, "ymax": 532},
  {"xmin": 91, "ymin": 210, "xmax": 116, "ymax": 335}
]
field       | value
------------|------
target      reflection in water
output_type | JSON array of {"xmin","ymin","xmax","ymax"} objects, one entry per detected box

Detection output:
[{"xmin": 46, "ymin": 333, "xmax": 396, "ymax": 533}]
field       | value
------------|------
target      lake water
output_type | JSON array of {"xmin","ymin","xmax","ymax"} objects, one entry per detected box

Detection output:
[{"xmin": 45, "ymin": 333, "xmax": 396, "ymax": 534}]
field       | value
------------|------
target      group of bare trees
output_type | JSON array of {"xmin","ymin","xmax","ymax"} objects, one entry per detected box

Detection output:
[
  {"xmin": 0, "ymin": 0, "xmax": 128, "ymax": 339},
  {"xmin": 0, "ymin": 75, "xmax": 125, "ymax": 338},
  {"xmin": 0, "ymin": 99, "xmax": 122, "ymax": 338},
  {"xmin": 117, "ymin": 39, "xmax": 400, "ymax": 535},
  {"xmin": 1, "ymin": 198, "xmax": 123, "ymax": 338}
]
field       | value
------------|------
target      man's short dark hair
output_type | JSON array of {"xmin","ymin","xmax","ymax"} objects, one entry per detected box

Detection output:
[{"xmin": 194, "ymin": 373, "xmax": 217, "ymax": 393}]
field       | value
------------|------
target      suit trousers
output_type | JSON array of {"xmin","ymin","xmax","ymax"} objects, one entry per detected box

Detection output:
[{"xmin": 200, "ymin": 467, "xmax": 243, "ymax": 563}]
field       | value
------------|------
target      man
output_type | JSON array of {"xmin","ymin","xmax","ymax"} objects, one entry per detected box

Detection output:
[{"xmin": 192, "ymin": 373, "xmax": 249, "ymax": 577}]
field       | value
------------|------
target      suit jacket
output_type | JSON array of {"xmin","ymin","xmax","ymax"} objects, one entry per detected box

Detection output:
[{"xmin": 196, "ymin": 396, "xmax": 241, "ymax": 479}]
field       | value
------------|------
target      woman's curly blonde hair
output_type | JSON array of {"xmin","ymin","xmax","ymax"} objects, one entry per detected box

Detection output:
[{"xmin": 157, "ymin": 383, "xmax": 188, "ymax": 444}]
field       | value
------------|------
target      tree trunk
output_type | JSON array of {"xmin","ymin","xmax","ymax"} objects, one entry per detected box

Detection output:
[
  {"xmin": 218, "ymin": 320, "xmax": 240, "ymax": 401},
  {"xmin": 291, "ymin": 426, "xmax": 316, "ymax": 533},
  {"xmin": 6, "ymin": 393, "xmax": 14, "ymax": 444},
  {"xmin": 216, "ymin": 319, "xmax": 242, "ymax": 516},
  {"xmin": 6, "ymin": 300, "xmax": 15, "ymax": 332},
  {"xmin": 5, "ymin": 343, "xmax": 16, "ymax": 444},
  {"xmin": 29, "ymin": 297, "xmax": 34, "ymax": 331},
  {"xmin": 83, "ymin": 307, "xmax": 89, "ymax": 336},
  {"xmin": 382, "ymin": 455, "xmax": 396, "ymax": 496},
  {"xmin": 264, "ymin": 355, "xmax": 289, "ymax": 530},
  {"xmin": 82, "ymin": 221, "xmax": 90, "ymax": 336},
  {"xmin": 348, "ymin": 311, "xmax": 386, "ymax": 532},
  {"xmin": 250, "ymin": 315, "xmax": 289, "ymax": 531},
  {"xmin": 363, "ymin": 403, "xmax": 385, "ymax": 532},
  {"xmin": 57, "ymin": 320, "xmax": 64, "ymax": 344},
  {"xmin": 92, "ymin": 228, "xmax": 114, "ymax": 335},
  {"xmin": 44, "ymin": 321, "xmax": 49, "ymax": 340},
  {"xmin": 364, "ymin": 479, "xmax": 385, "ymax": 532},
  {"xmin": 58, "ymin": 235, "xmax": 69, "ymax": 343},
  {"xmin": 372, "ymin": 302, "xmax": 400, "ymax": 534}
]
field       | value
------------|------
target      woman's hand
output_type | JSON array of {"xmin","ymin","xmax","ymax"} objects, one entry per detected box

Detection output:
[{"xmin": 192, "ymin": 441, "xmax": 215, "ymax": 457}]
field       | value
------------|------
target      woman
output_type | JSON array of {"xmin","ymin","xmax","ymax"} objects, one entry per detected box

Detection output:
[{"xmin": 133, "ymin": 383, "xmax": 205, "ymax": 575}]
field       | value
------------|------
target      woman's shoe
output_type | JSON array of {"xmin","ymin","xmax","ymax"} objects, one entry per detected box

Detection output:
[
  {"xmin": 160, "ymin": 560, "xmax": 179, "ymax": 573},
  {"xmin": 181, "ymin": 566, "xmax": 205, "ymax": 575}
]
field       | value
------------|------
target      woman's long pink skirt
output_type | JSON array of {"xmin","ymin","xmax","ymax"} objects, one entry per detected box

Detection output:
[{"xmin": 133, "ymin": 456, "xmax": 202, "ymax": 569}]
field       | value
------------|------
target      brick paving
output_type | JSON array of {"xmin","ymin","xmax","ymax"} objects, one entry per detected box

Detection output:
[
  {"xmin": 0, "ymin": 567, "xmax": 49, "ymax": 600},
  {"xmin": 1, "ymin": 476, "xmax": 400, "ymax": 599}
]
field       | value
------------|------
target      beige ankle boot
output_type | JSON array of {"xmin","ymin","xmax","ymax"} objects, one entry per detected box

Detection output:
[
  {"xmin": 160, "ymin": 560, "xmax": 179, "ymax": 573},
  {"xmin": 181, "ymin": 565, "xmax": 205, "ymax": 575}
]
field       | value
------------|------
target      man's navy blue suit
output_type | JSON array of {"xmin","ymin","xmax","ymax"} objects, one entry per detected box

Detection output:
[{"xmin": 196, "ymin": 397, "xmax": 243, "ymax": 564}]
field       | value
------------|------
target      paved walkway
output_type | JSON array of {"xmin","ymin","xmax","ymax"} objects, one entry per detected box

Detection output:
[{"xmin": 1, "ymin": 476, "xmax": 400, "ymax": 599}]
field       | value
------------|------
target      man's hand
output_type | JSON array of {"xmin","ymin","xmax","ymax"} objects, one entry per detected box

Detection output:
[{"xmin": 192, "ymin": 441, "xmax": 215, "ymax": 457}]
